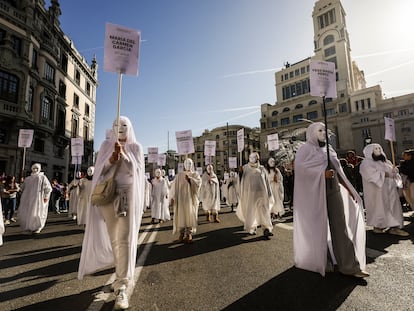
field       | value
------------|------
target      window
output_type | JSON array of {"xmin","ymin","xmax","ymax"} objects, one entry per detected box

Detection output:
[
  {"xmin": 83, "ymin": 124, "xmax": 89, "ymax": 141},
  {"xmin": 58, "ymin": 80, "xmax": 66, "ymax": 98},
  {"xmin": 293, "ymin": 114, "xmax": 303, "ymax": 123},
  {"xmin": 401, "ymin": 127, "xmax": 411, "ymax": 133},
  {"xmin": 284, "ymin": 73, "xmax": 288, "ymax": 80},
  {"xmin": 384, "ymin": 112, "xmax": 393, "ymax": 118},
  {"xmin": 318, "ymin": 9, "xmax": 336, "ymax": 29},
  {"xmin": 0, "ymin": 29, "xmax": 5, "ymax": 45},
  {"xmin": 73, "ymin": 93, "xmax": 79, "ymax": 108},
  {"xmin": 324, "ymin": 46, "xmax": 336, "ymax": 57},
  {"xmin": 295, "ymin": 69, "xmax": 300, "ymax": 76},
  {"xmin": 11, "ymin": 35, "xmax": 21, "ymax": 55},
  {"xmin": 271, "ymin": 110, "xmax": 278, "ymax": 116},
  {"xmin": 60, "ymin": 53, "xmax": 68, "ymax": 73},
  {"xmin": 309, "ymin": 100, "xmax": 317, "ymax": 106},
  {"xmin": 398, "ymin": 109, "xmax": 409, "ymax": 116},
  {"xmin": 57, "ymin": 110, "xmax": 65, "ymax": 134},
  {"xmin": 301, "ymin": 67, "xmax": 306, "ymax": 74},
  {"xmin": 307, "ymin": 111, "xmax": 318, "ymax": 120},
  {"xmin": 289, "ymin": 71, "xmax": 294, "ymax": 78},
  {"xmin": 85, "ymin": 103, "xmax": 90, "ymax": 116},
  {"xmin": 326, "ymin": 108, "xmax": 335, "ymax": 116},
  {"xmin": 261, "ymin": 122, "xmax": 266, "ymax": 129},
  {"xmin": 281, "ymin": 117, "xmax": 290, "ymax": 126},
  {"xmin": 34, "ymin": 138, "xmax": 45, "ymax": 153},
  {"xmin": 271, "ymin": 121, "xmax": 278, "ymax": 128},
  {"xmin": 32, "ymin": 49, "xmax": 38, "ymax": 69},
  {"xmin": 339, "ymin": 103, "xmax": 347, "ymax": 113},
  {"xmin": 28, "ymin": 86, "xmax": 34, "ymax": 112},
  {"xmin": 295, "ymin": 104, "xmax": 303, "ymax": 109},
  {"xmin": 0, "ymin": 70, "xmax": 18, "ymax": 103},
  {"xmin": 355, "ymin": 100, "xmax": 359, "ymax": 111},
  {"xmin": 323, "ymin": 35, "xmax": 335, "ymax": 45},
  {"xmin": 86, "ymin": 81, "xmax": 91, "ymax": 96},
  {"xmin": 41, "ymin": 96, "xmax": 53, "ymax": 120},
  {"xmin": 325, "ymin": 57, "xmax": 337, "ymax": 69},
  {"xmin": 75, "ymin": 69, "xmax": 80, "ymax": 85},
  {"xmin": 71, "ymin": 116, "xmax": 79, "ymax": 138},
  {"xmin": 44, "ymin": 62, "xmax": 55, "ymax": 82},
  {"xmin": 367, "ymin": 98, "xmax": 371, "ymax": 109},
  {"xmin": 282, "ymin": 107, "xmax": 290, "ymax": 112}
]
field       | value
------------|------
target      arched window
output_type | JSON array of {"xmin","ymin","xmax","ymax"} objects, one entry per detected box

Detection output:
[
  {"xmin": 271, "ymin": 110, "xmax": 279, "ymax": 116},
  {"xmin": 308, "ymin": 100, "xmax": 317, "ymax": 106},
  {"xmin": 282, "ymin": 107, "xmax": 290, "ymax": 112},
  {"xmin": 295, "ymin": 104, "xmax": 303, "ymax": 109},
  {"xmin": 323, "ymin": 35, "xmax": 334, "ymax": 46}
]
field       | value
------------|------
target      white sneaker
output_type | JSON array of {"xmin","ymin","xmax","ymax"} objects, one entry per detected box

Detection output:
[
  {"xmin": 4, "ymin": 220, "xmax": 10, "ymax": 225},
  {"xmin": 114, "ymin": 285, "xmax": 129, "ymax": 310}
]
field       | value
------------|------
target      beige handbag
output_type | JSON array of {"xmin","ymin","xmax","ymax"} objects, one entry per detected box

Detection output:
[{"xmin": 91, "ymin": 163, "xmax": 119, "ymax": 206}]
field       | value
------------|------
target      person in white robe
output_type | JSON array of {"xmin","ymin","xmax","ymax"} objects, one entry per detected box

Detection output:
[
  {"xmin": 18, "ymin": 163, "xmax": 52, "ymax": 234},
  {"xmin": 68, "ymin": 173, "xmax": 81, "ymax": 220},
  {"xmin": 236, "ymin": 152, "xmax": 274, "ymax": 239},
  {"xmin": 144, "ymin": 177, "xmax": 152, "ymax": 210},
  {"xmin": 76, "ymin": 167, "xmax": 94, "ymax": 226},
  {"xmin": 264, "ymin": 157, "xmax": 285, "ymax": 222},
  {"xmin": 78, "ymin": 116, "xmax": 145, "ymax": 310},
  {"xmin": 170, "ymin": 158, "xmax": 201, "ymax": 243},
  {"xmin": 223, "ymin": 171, "xmax": 239, "ymax": 212},
  {"xmin": 200, "ymin": 164, "xmax": 221, "ymax": 222},
  {"xmin": 360, "ymin": 143, "xmax": 409, "ymax": 236},
  {"xmin": 293, "ymin": 122, "xmax": 368, "ymax": 278},
  {"xmin": 151, "ymin": 168, "xmax": 170, "ymax": 223}
]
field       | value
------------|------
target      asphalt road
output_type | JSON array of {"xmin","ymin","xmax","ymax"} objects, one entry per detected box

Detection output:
[{"xmin": 1, "ymin": 204, "xmax": 414, "ymax": 311}]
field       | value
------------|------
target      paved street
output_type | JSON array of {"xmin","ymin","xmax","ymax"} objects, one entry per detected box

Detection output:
[{"xmin": 1, "ymin": 204, "xmax": 414, "ymax": 311}]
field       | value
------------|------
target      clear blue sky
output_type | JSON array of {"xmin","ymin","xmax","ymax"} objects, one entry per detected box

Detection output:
[{"xmin": 52, "ymin": 0, "xmax": 414, "ymax": 153}]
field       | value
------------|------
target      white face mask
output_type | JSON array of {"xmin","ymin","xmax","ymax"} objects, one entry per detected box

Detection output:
[
  {"xmin": 31, "ymin": 164, "xmax": 40, "ymax": 174},
  {"xmin": 206, "ymin": 165, "xmax": 212, "ymax": 174},
  {"xmin": 113, "ymin": 119, "xmax": 129, "ymax": 140},
  {"xmin": 155, "ymin": 169, "xmax": 161, "ymax": 177},
  {"xmin": 230, "ymin": 172, "xmax": 235, "ymax": 177},
  {"xmin": 87, "ymin": 167, "xmax": 94, "ymax": 176},
  {"xmin": 316, "ymin": 126, "xmax": 326, "ymax": 142},
  {"xmin": 161, "ymin": 169, "xmax": 166, "ymax": 177},
  {"xmin": 249, "ymin": 153, "xmax": 258, "ymax": 164},
  {"xmin": 268, "ymin": 158, "xmax": 275, "ymax": 167},
  {"xmin": 184, "ymin": 159, "xmax": 193, "ymax": 171},
  {"xmin": 373, "ymin": 146, "xmax": 382, "ymax": 156}
]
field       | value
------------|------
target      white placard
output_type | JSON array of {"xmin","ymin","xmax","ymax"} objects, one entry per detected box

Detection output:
[
  {"xmin": 237, "ymin": 128, "xmax": 245, "ymax": 152},
  {"xmin": 71, "ymin": 156, "xmax": 82, "ymax": 165},
  {"xmin": 196, "ymin": 167, "xmax": 203, "ymax": 176},
  {"xmin": 71, "ymin": 138, "xmax": 84, "ymax": 156},
  {"xmin": 177, "ymin": 163, "xmax": 184, "ymax": 173},
  {"xmin": 224, "ymin": 172, "xmax": 230, "ymax": 180},
  {"xmin": 267, "ymin": 133, "xmax": 280, "ymax": 151},
  {"xmin": 168, "ymin": 168, "xmax": 175, "ymax": 177},
  {"xmin": 204, "ymin": 140, "xmax": 216, "ymax": 157},
  {"xmin": 148, "ymin": 147, "xmax": 159, "ymax": 163},
  {"xmin": 310, "ymin": 60, "xmax": 337, "ymax": 98},
  {"xmin": 384, "ymin": 117, "xmax": 396, "ymax": 142},
  {"xmin": 157, "ymin": 153, "xmax": 166, "ymax": 166},
  {"xmin": 176, "ymin": 130, "xmax": 194, "ymax": 155},
  {"xmin": 145, "ymin": 172, "xmax": 150, "ymax": 179},
  {"xmin": 18, "ymin": 129, "xmax": 34, "ymax": 148},
  {"xmin": 104, "ymin": 23, "xmax": 141, "ymax": 76},
  {"xmin": 228, "ymin": 157, "xmax": 237, "ymax": 169}
]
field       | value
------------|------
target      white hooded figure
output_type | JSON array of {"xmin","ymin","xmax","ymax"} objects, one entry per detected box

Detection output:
[
  {"xmin": 293, "ymin": 122, "xmax": 367, "ymax": 277},
  {"xmin": 223, "ymin": 171, "xmax": 239, "ymax": 212},
  {"xmin": 68, "ymin": 171, "xmax": 82, "ymax": 220},
  {"xmin": 77, "ymin": 166, "xmax": 94, "ymax": 226},
  {"xmin": 170, "ymin": 158, "xmax": 201, "ymax": 243},
  {"xmin": 359, "ymin": 143, "xmax": 408, "ymax": 236},
  {"xmin": 265, "ymin": 157, "xmax": 285, "ymax": 219},
  {"xmin": 200, "ymin": 164, "xmax": 221, "ymax": 222},
  {"xmin": 236, "ymin": 152, "xmax": 274, "ymax": 239},
  {"xmin": 78, "ymin": 116, "xmax": 145, "ymax": 310},
  {"xmin": 18, "ymin": 163, "xmax": 52, "ymax": 234},
  {"xmin": 150, "ymin": 168, "xmax": 170, "ymax": 223}
]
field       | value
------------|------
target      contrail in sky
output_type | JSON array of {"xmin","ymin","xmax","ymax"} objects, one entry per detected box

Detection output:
[
  {"xmin": 353, "ymin": 47, "xmax": 414, "ymax": 59},
  {"xmin": 364, "ymin": 59, "xmax": 414, "ymax": 78},
  {"xmin": 220, "ymin": 67, "xmax": 281, "ymax": 79}
]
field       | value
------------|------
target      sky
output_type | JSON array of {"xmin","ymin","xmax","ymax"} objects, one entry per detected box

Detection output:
[{"xmin": 51, "ymin": 0, "xmax": 414, "ymax": 153}]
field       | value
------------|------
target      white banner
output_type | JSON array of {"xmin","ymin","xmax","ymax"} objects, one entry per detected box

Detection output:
[
  {"xmin": 384, "ymin": 117, "xmax": 396, "ymax": 142},
  {"xmin": 237, "ymin": 128, "xmax": 245, "ymax": 152},
  {"xmin": 310, "ymin": 60, "xmax": 337, "ymax": 98},
  {"xmin": 18, "ymin": 129, "xmax": 34, "ymax": 148},
  {"xmin": 267, "ymin": 133, "xmax": 280, "ymax": 151},
  {"xmin": 71, "ymin": 138, "xmax": 84, "ymax": 156},
  {"xmin": 228, "ymin": 157, "xmax": 237, "ymax": 169},
  {"xmin": 147, "ymin": 147, "xmax": 159, "ymax": 163},
  {"xmin": 204, "ymin": 140, "xmax": 216, "ymax": 157},
  {"xmin": 157, "ymin": 153, "xmax": 166, "ymax": 167},
  {"xmin": 71, "ymin": 156, "xmax": 82, "ymax": 165},
  {"xmin": 104, "ymin": 23, "xmax": 141, "ymax": 76},
  {"xmin": 176, "ymin": 130, "xmax": 194, "ymax": 155}
]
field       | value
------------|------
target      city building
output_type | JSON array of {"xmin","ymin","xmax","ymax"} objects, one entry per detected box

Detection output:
[
  {"xmin": 0, "ymin": 0, "xmax": 98, "ymax": 181},
  {"xmin": 260, "ymin": 0, "xmax": 414, "ymax": 159}
]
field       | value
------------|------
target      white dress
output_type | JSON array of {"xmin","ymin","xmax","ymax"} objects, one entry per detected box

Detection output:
[
  {"xmin": 200, "ymin": 172, "xmax": 220, "ymax": 212},
  {"xmin": 77, "ymin": 177, "xmax": 93, "ymax": 225},
  {"xmin": 151, "ymin": 177, "xmax": 170, "ymax": 220},
  {"xmin": 18, "ymin": 172, "xmax": 52, "ymax": 232},
  {"xmin": 266, "ymin": 168, "xmax": 285, "ymax": 216}
]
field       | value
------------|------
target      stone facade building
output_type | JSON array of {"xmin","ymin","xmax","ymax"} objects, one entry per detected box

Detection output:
[{"xmin": 0, "ymin": 0, "xmax": 97, "ymax": 181}]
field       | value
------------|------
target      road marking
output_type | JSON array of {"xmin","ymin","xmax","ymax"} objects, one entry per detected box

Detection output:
[{"xmin": 86, "ymin": 223, "xmax": 158, "ymax": 311}]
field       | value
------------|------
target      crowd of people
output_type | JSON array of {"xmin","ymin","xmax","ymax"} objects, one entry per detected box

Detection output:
[{"xmin": 1, "ymin": 119, "xmax": 414, "ymax": 310}]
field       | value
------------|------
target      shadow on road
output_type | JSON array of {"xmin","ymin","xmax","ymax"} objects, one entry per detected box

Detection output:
[{"xmin": 222, "ymin": 266, "xmax": 367, "ymax": 311}]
